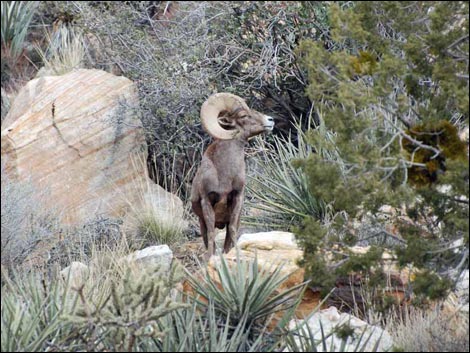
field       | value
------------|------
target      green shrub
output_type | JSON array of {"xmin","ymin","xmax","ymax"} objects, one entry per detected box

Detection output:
[
  {"xmin": 1, "ymin": 261, "xmax": 185, "ymax": 352},
  {"xmin": 246, "ymin": 116, "xmax": 331, "ymax": 229},
  {"xmin": 68, "ymin": 263, "xmax": 186, "ymax": 351},
  {"xmin": 136, "ymin": 211, "xmax": 186, "ymax": 247},
  {"xmin": 294, "ymin": 1, "xmax": 469, "ymax": 302},
  {"xmin": 1, "ymin": 1, "xmax": 37, "ymax": 63}
]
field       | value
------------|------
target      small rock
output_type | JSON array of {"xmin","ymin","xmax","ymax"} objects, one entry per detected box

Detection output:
[
  {"xmin": 287, "ymin": 306, "xmax": 394, "ymax": 352},
  {"xmin": 217, "ymin": 231, "xmax": 304, "ymax": 292},
  {"xmin": 60, "ymin": 261, "xmax": 90, "ymax": 290},
  {"xmin": 455, "ymin": 270, "xmax": 469, "ymax": 312},
  {"xmin": 237, "ymin": 231, "xmax": 299, "ymax": 250},
  {"xmin": 124, "ymin": 245, "xmax": 173, "ymax": 272}
]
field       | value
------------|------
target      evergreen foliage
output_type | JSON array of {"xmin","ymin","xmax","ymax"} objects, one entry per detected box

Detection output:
[{"xmin": 295, "ymin": 1, "xmax": 469, "ymax": 304}]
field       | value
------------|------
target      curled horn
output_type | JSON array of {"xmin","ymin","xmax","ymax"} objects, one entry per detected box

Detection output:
[{"xmin": 200, "ymin": 93, "xmax": 249, "ymax": 140}]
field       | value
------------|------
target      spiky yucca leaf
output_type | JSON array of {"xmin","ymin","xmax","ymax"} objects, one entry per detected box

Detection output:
[
  {"xmin": 246, "ymin": 116, "xmax": 331, "ymax": 229},
  {"xmin": 155, "ymin": 300, "xmax": 268, "ymax": 352},
  {"xmin": 1, "ymin": 1, "xmax": 37, "ymax": 61},
  {"xmin": 187, "ymin": 250, "xmax": 307, "ymax": 336},
  {"xmin": 1, "ymin": 272, "xmax": 77, "ymax": 352}
]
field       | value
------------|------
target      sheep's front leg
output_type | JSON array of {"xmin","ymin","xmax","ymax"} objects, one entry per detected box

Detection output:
[
  {"xmin": 201, "ymin": 197, "xmax": 216, "ymax": 260},
  {"xmin": 224, "ymin": 189, "xmax": 244, "ymax": 253}
]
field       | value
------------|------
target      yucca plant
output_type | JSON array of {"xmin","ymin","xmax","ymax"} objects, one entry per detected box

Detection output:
[
  {"xmin": 1, "ymin": 271, "xmax": 78, "ymax": 352},
  {"xmin": 246, "ymin": 115, "xmax": 331, "ymax": 229},
  {"xmin": 1, "ymin": 1, "xmax": 37, "ymax": 63},
  {"xmin": 186, "ymin": 250, "xmax": 307, "ymax": 349},
  {"xmin": 35, "ymin": 24, "xmax": 86, "ymax": 76},
  {"xmin": 154, "ymin": 300, "xmax": 269, "ymax": 352}
]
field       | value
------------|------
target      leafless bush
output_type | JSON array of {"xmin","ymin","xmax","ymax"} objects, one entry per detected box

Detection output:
[
  {"xmin": 1, "ymin": 166, "xmax": 127, "ymax": 272},
  {"xmin": 45, "ymin": 216, "xmax": 125, "ymax": 269},
  {"xmin": 43, "ymin": 1, "xmax": 327, "ymax": 197},
  {"xmin": 1, "ymin": 169, "xmax": 61, "ymax": 271},
  {"xmin": 62, "ymin": 2, "xmax": 221, "ymax": 195}
]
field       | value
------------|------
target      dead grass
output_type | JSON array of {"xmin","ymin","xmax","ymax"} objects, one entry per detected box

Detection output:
[
  {"xmin": 35, "ymin": 24, "xmax": 86, "ymax": 76},
  {"xmin": 388, "ymin": 305, "xmax": 469, "ymax": 352},
  {"xmin": 120, "ymin": 154, "xmax": 188, "ymax": 249}
]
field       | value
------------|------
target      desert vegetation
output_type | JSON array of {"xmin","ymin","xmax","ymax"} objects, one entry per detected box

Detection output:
[{"xmin": 1, "ymin": 1, "xmax": 469, "ymax": 352}]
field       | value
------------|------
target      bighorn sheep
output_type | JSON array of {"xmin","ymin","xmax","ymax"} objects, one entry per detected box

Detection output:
[{"xmin": 191, "ymin": 93, "xmax": 275, "ymax": 259}]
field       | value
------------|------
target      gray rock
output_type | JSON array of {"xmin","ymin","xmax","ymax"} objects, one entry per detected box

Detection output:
[
  {"xmin": 124, "ymin": 245, "xmax": 173, "ymax": 272},
  {"xmin": 287, "ymin": 306, "xmax": 394, "ymax": 352},
  {"xmin": 455, "ymin": 270, "xmax": 469, "ymax": 312},
  {"xmin": 60, "ymin": 261, "xmax": 90, "ymax": 289}
]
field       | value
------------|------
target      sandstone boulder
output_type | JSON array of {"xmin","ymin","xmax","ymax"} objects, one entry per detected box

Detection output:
[{"xmin": 1, "ymin": 69, "xmax": 182, "ymax": 225}]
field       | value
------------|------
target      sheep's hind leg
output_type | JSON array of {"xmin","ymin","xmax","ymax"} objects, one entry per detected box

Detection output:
[
  {"xmin": 192, "ymin": 200, "xmax": 208, "ymax": 248},
  {"xmin": 199, "ymin": 218, "xmax": 208, "ymax": 248},
  {"xmin": 224, "ymin": 189, "xmax": 244, "ymax": 253}
]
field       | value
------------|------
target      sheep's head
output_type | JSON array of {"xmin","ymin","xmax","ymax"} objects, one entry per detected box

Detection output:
[{"xmin": 201, "ymin": 93, "xmax": 274, "ymax": 140}]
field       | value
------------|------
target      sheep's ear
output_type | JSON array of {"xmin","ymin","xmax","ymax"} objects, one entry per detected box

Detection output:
[{"xmin": 218, "ymin": 117, "xmax": 237, "ymax": 128}]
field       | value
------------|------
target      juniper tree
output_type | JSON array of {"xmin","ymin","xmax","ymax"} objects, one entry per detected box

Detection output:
[{"xmin": 295, "ymin": 1, "xmax": 469, "ymax": 304}]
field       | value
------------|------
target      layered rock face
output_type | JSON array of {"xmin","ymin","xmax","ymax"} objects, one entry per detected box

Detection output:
[{"xmin": 1, "ymin": 69, "xmax": 181, "ymax": 225}]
